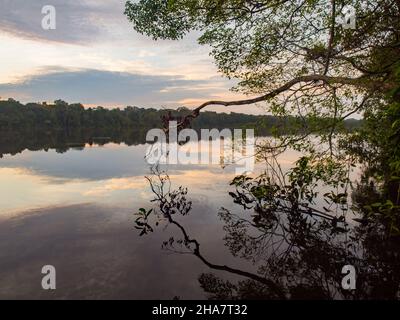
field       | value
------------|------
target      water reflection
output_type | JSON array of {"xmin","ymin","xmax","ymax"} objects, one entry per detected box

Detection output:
[
  {"xmin": 137, "ymin": 156, "xmax": 400, "ymax": 299},
  {"xmin": 3, "ymin": 137, "xmax": 395, "ymax": 300},
  {"xmin": 0, "ymin": 204, "xmax": 210, "ymax": 299},
  {"xmin": 0, "ymin": 140, "xmax": 268, "ymax": 299}
]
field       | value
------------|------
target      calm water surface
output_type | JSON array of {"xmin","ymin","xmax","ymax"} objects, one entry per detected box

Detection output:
[{"xmin": 0, "ymin": 141, "xmax": 300, "ymax": 299}]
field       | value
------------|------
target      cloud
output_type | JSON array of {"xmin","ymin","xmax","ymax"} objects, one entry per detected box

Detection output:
[
  {"xmin": 0, "ymin": 0, "xmax": 239, "ymax": 107},
  {"xmin": 0, "ymin": 0, "xmax": 124, "ymax": 43},
  {"xmin": 0, "ymin": 68, "xmax": 232, "ymax": 108}
]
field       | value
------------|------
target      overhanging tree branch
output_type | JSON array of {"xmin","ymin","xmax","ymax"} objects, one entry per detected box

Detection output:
[{"xmin": 176, "ymin": 74, "xmax": 383, "ymax": 130}]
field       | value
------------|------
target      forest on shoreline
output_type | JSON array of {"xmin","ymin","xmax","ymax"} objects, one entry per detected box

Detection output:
[
  {"xmin": 0, "ymin": 98, "xmax": 362, "ymax": 157},
  {"xmin": 0, "ymin": 98, "xmax": 361, "ymax": 133}
]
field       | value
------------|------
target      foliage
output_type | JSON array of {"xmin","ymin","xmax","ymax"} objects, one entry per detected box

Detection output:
[{"xmin": 125, "ymin": 0, "xmax": 400, "ymax": 299}]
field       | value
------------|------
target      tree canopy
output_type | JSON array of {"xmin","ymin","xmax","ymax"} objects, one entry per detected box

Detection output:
[
  {"xmin": 125, "ymin": 1, "xmax": 399, "ymax": 94},
  {"xmin": 125, "ymin": 0, "xmax": 400, "ymax": 189},
  {"xmin": 126, "ymin": 0, "xmax": 400, "ymax": 299},
  {"xmin": 125, "ymin": 0, "xmax": 399, "ymax": 145}
]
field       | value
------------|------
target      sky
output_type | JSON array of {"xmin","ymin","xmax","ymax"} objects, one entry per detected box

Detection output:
[{"xmin": 0, "ymin": 0, "xmax": 263, "ymax": 113}]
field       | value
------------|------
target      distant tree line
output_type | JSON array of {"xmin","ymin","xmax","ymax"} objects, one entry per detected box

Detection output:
[
  {"xmin": 0, "ymin": 98, "xmax": 362, "ymax": 157},
  {"xmin": 0, "ymin": 98, "xmax": 361, "ymax": 134}
]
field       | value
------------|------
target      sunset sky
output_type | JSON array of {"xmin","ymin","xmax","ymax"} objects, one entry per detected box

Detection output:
[{"xmin": 0, "ymin": 0, "xmax": 263, "ymax": 113}]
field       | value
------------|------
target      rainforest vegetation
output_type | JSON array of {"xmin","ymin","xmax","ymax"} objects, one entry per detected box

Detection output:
[{"xmin": 125, "ymin": 0, "xmax": 400, "ymax": 299}]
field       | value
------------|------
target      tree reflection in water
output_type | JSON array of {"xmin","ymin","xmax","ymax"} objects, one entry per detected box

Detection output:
[{"xmin": 134, "ymin": 150, "xmax": 400, "ymax": 300}]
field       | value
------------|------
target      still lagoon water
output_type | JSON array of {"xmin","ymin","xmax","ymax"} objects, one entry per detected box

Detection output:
[{"xmin": 0, "ymin": 141, "xmax": 300, "ymax": 299}]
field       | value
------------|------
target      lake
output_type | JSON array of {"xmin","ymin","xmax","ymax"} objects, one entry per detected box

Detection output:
[{"xmin": 0, "ymin": 139, "xmax": 303, "ymax": 299}]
